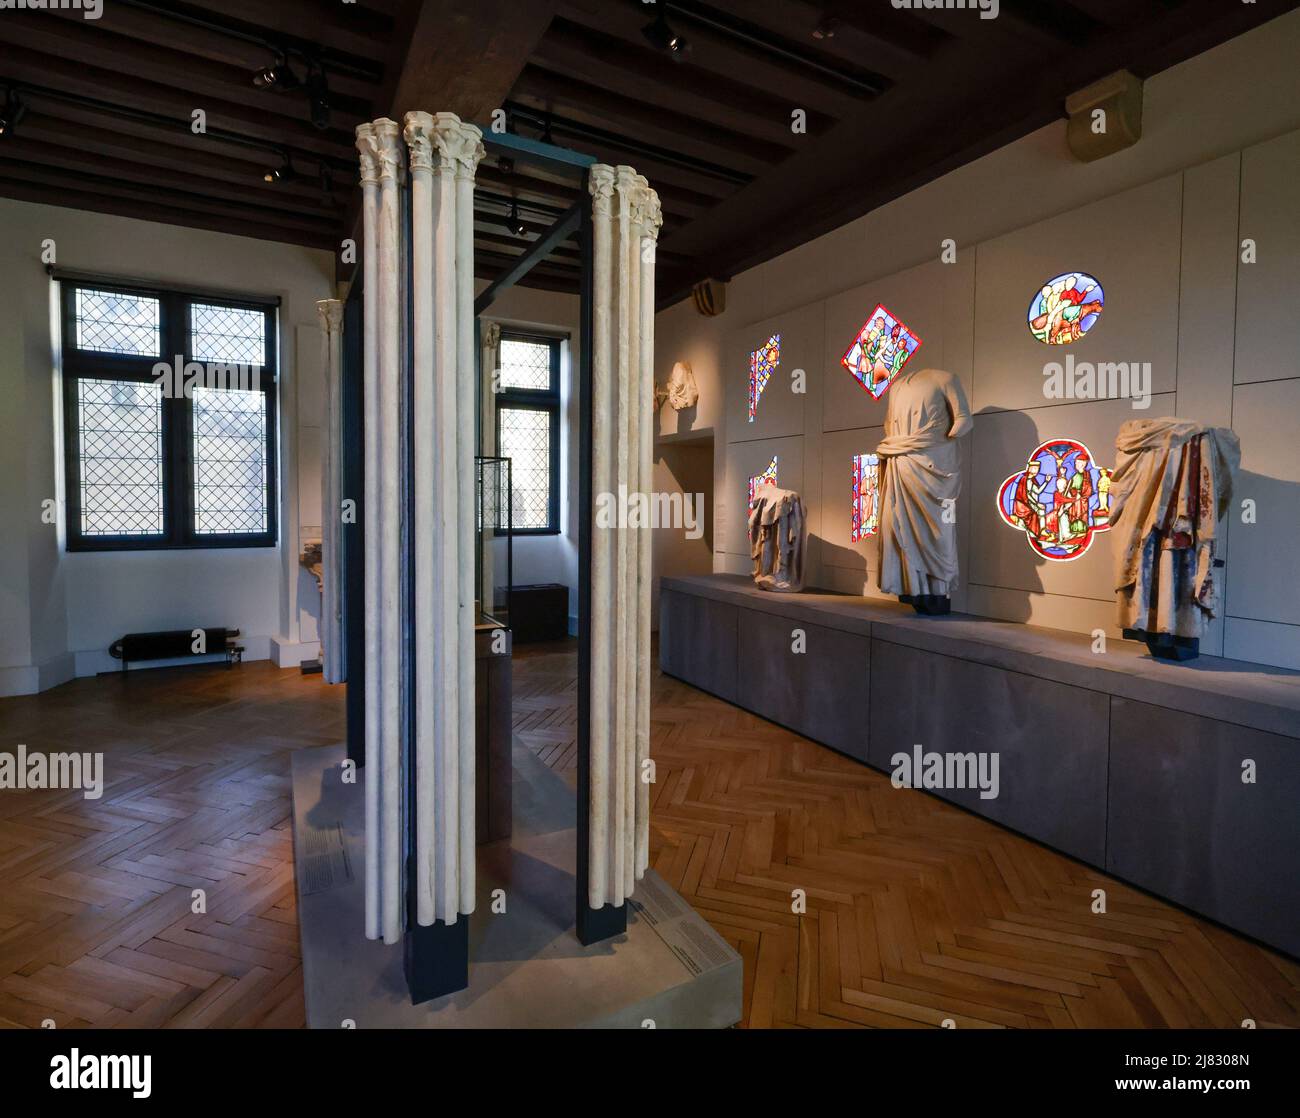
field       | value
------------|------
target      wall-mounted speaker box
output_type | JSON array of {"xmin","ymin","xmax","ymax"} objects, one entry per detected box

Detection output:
[{"xmin": 509, "ymin": 583, "xmax": 569, "ymax": 643}]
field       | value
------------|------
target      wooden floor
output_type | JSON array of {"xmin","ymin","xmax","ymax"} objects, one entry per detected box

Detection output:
[
  {"xmin": 516, "ymin": 641, "xmax": 1300, "ymax": 1030},
  {"xmin": 1, "ymin": 645, "xmax": 1296, "ymax": 1029}
]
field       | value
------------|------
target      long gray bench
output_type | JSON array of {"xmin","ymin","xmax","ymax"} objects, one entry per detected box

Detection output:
[{"xmin": 659, "ymin": 573, "xmax": 1300, "ymax": 958}]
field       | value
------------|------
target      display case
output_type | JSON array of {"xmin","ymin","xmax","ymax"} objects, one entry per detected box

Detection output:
[{"xmin": 476, "ymin": 455, "xmax": 513, "ymax": 626}]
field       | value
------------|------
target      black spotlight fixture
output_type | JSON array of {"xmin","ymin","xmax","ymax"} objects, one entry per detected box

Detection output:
[
  {"xmin": 642, "ymin": 4, "xmax": 690, "ymax": 59},
  {"xmin": 305, "ymin": 61, "xmax": 331, "ymax": 131},
  {"xmin": 503, "ymin": 200, "xmax": 527, "ymax": 238},
  {"xmin": 252, "ymin": 51, "xmax": 296, "ymax": 90},
  {"xmin": 263, "ymin": 150, "xmax": 297, "ymax": 184},
  {"xmin": 0, "ymin": 88, "xmax": 27, "ymax": 139},
  {"xmin": 812, "ymin": 15, "xmax": 838, "ymax": 40}
]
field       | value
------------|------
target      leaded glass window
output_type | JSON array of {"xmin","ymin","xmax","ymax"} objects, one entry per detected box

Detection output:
[
  {"xmin": 61, "ymin": 280, "xmax": 278, "ymax": 550},
  {"xmin": 495, "ymin": 332, "xmax": 561, "ymax": 534}
]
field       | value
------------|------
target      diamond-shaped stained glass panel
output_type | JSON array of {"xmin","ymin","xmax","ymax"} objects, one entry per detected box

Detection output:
[
  {"xmin": 498, "ymin": 406, "xmax": 552, "ymax": 529},
  {"xmin": 498, "ymin": 338, "xmax": 552, "ymax": 391},
  {"xmin": 190, "ymin": 303, "xmax": 267, "ymax": 366},
  {"xmin": 192, "ymin": 386, "xmax": 269, "ymax": 534},
  {"xmin": 75, "ymin": 288, "xmax": 161, "ymax": 357},
  {"xmin": 77, "ymin": 377, "xmax": 165, "ymax": 535}
]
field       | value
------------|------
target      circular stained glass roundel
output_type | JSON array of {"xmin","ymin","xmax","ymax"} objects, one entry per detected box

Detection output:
[{"xmin": 1027, "ymin": 272, "xmax": 1104, "ymax": 345}]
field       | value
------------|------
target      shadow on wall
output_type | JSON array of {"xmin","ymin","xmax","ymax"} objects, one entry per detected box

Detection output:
[
  {"xmin": 657, "ymin": 399, "xmax": 699, "ymax": 439},
  {"xmin": 972, "ymin": 407, "xmax": 1045, "ymax": 623}
]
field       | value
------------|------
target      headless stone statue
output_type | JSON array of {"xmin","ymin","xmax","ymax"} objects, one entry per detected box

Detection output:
[
  {"xmin": 875, "ymin": 367, "xmax": 972, "ymax": 615},
  {"xmin": 749, "ymin": 487, "xmax": 805, "ymax": 593}
]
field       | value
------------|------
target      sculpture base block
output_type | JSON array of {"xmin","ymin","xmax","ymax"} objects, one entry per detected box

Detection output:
[{"xmin": 291, "ymin": 741, "xmax": 742, "ymax": 1028}]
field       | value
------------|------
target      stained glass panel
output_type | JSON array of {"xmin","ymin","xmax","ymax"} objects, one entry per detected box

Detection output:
[
  {"xmin": 499, "ymin": 406, "xmax": 552, "ymax": 529},
  {"xmin": 840, "ymin": 304, "xmax": 920, "ymax": 400},
  {"xmin": 748, "ymin": 333, "xmax": 780, "ymax": 421},
  {"xmin": 191, "ymin": 303, "xmax": 267, "ymax": 366},
  {"xmin": 747, "ymin": 455, "xmax": 779, "ymax": 513},
  {"xmin": 74, "ymin": 288, "xmax": 160, "ymax": 357},
  {"xmin": 851, "ymin": 452, "xmax": 881, "ymax": 541},
  {"xmin": 192, "ymin": 386, "xmax": 269, "ymax": 534},
  {"xmin": 997, "ymin": 438, "xmax": 1112, "ymax": 561},
  {"xmin": 1027, "ymin": 272, "xmax": 1104, "ymax": 345},
  {"xmin": 77, "ymin": 378, "xmax": 165, "ymax": 536},
  {"xmin": 499, "ymin": 337, "xmax": 553, "ymax": 391}
]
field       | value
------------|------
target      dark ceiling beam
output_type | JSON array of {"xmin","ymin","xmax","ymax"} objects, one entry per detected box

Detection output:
[
  {"xmin": 0, "ymin": 17, "xmax": 376, "ymax": 128},
  {"xmin": 0, "ymin": 174, "xmax": 336, "ymax": 251},
  {"xmin": 148, "ymin": 0, "xmax": 397, "ymax": 64},
  {"xmin": 44, "ymin": 4, "xmax": 381, "ymax": 97},
  {"xmin": 0, "ymin": 158, "xmax": 339, "ymax": 237},
  {"xmin": 556, "ymin": 0, "xmax": 872, "ymax": 119},
  {"xmin": 0, "ymin": 137, "xmax": 342, "ymax": 222},
  {"xmin": 389, "ymin": 0, "xmax": 559, "ymax": 120},
  {"xmin": 898, "ymin": 0, "xmax": 1099, "ymax": 49},
  {"xmin": 0, "ymin": 52, "xmax": 358, "ymax": 160},
  {"xmin": 15, "ymin": 113, "xmax": 349, "ymax": 200},
  {"xmin": 512, "ymin": 62, "xmax": 788, "ymax": 177},
  {"xmin": 531, "ymin": 18, "xmax": 812, "ymax": 156}
]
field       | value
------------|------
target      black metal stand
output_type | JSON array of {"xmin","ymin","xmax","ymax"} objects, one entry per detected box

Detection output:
[{"xmin": 403, "ymin": 910, "xmax": 469, "ymax": 1003}]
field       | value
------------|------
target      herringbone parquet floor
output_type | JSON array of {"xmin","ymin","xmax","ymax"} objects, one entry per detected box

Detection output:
[
  {"xmin": 0, "ymin": 662, "xmax": 343, "ymax": 1029},
  {"xmin": 515, "ymin": 641, "xmax": 1300, "ymax": 1030},
  {"xmin": 2, "ymin": 646, "xmax": 1297, "ymax": 1028}
]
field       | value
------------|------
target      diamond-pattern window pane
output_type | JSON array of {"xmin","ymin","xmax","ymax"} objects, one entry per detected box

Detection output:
[
  {"xmin": 192, "ymin": 386, "xmax": 269, "ymax": 535},
  {"xmin": 77, "ymin": 378, "xmax": 165, "ymax": 535},
  {"xmin": 75, "ymin": 288, "xmax": 160, "ymax": 357},
  {"xmin": 191, "ymin": 303, "xmax": 266, "ymax": 366},
  {"xmin": 499, "ymin": 338, "xmax": 552, "ymax": 390},
  {"xmin": 498, "ymin": 406, "xmax": 552, "ymax": 529}
]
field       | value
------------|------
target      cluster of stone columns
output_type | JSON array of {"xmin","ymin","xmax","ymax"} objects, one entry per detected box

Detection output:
[
  {"xmin": 356, "ymin": 113, "xmax": 484, "ymax": 945},
  {"xmin": 315, "ymin": 298, "xmax": 346, "ymax": 684},
  {"xmin": 587, "ymin": 165, "xmax": 662, "ymax": 910}
]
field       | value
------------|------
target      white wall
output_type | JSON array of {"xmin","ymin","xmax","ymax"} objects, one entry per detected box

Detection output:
[
  {"xmin": 652, "ymin": 8, "xmax": 1300, "ymax": 671},
  {"xmin": 0, "ymin": 198, "xmax": 334, "ymax": 695},
  {"xmin": 478, "ymin": 283, "xmax": 582, "ymax": 633}
]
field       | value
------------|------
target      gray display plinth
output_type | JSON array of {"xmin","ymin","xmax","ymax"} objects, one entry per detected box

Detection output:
[
  {"xmin": 291, "ymin": 740, "xmax": 741, "ymax": 1028},
  {"xmin": 661, "ymin": 574, "xmax": 1300, "ymax": 959}
]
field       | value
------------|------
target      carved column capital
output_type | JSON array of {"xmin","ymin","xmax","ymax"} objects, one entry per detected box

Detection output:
[
  {"xmin": 372, "ymin": 117, "xmax": 405, "ymax": 184},
  {"xmin": 355, "ymin": 122, "xmax": 380, "ymax": 187},
  {"xmin": 403, "ymin": 111, "xmax": 435, "ymax": 174},
  {"xmin": 316, "ymin": 298, "xmax": 344, "ymax": 335},
  {"xmin": 432, "ymin": 112, "xmax": 485, "ymax": 180},
  {"xmin": 588, "ymin": 164, "xmax": 616, "ymax": 217},
  {"xmin": 481, "ymin": 319, "xmax": 502, "ymax": 349}
]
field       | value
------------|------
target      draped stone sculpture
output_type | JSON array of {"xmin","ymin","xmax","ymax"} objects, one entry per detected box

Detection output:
[
  {"xmin": 316, "ymin": 298, "xmax": 345, "ymax": 684},
  {"xmin": 875, "ymin": 367, "xmax": 972, "ymax": 615},
  {"xmin": 748, "ymin": 486, "xmax": 805, "ymax": 592},
  {"xmin": 656, "ymin": 360, "xmax": 698, "ymax": 411},
  {"xmin": 588, "ymin": 165, "xmax": 661, "ymax": 912},
  {"xmin": 1109, "ymin": 417, "xmax": 1240, "ymax": 658},
  {"xmin": 357, "ymin": 113, "xmax": 483, "ymax": 946}
]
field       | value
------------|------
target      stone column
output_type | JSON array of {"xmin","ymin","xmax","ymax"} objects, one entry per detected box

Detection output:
[
  {"xmin": 316, "ymin": 298, "xmax": 345, "ymax": 685},
  {"xmin": 587, "ymin": 165, "xmax": 661, "ymax": 909}
]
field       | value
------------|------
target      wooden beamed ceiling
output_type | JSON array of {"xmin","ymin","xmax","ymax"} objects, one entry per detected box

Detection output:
[{"xmin": 1, "ymin": 0, "xmax": 1296, "ymax": 305}]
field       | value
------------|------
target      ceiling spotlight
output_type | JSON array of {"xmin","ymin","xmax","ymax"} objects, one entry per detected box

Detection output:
[
  {"xmin": 319, "ymin": 162, "xmax": 333, "ymax": 198},
  {"xmin": 263, "ymin": 150, "xmax": 297, "ymax": 184},
  {"xmin": 812, "ymin": 15, "xmax": 838, "ymax": 40},
  {"xmin": 642, "ymin": 6, "xmax": 690, "ymax": 59},
  {"xmin": 503, "ymin": 200, "xmax": 527, "ymax": 238},
  {"xmin": 0, "ymin": 88, "xmax": 26, "ymax": 138},
  {"xmin": 253, "ymin": 51, "xmax": 296, "ymax": 90},
  {"xmin": 305, "ymin": 62, "xmax": 331, "ymax": 131}
]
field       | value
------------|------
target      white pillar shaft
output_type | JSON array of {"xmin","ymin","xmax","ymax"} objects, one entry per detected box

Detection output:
[
  {"xmin": 317, "ymin": 299, "xmax": 345, "ymax": 685},
  {"xmin": 356, "ymin": 127, "xmax": 382, "ymax": 942},
  {"xmin": 587, "ymin": 167, "xmax": 615, "ymax": 908},
  {"xmin": 587, "ymin": 165, "xmax": 661, "ymax": 910}
]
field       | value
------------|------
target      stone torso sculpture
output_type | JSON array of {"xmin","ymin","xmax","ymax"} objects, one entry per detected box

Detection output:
[
  {"xmin": 1108, "ymin": 417, "xmax": 1240, "ymax": 659},
  {"xmin": 749, "ymin": 486, "xmax": 805, "ymax": 593},
  {"xmin": 875, "ymin": 367, "xmax": 972, "ymax": 614}
]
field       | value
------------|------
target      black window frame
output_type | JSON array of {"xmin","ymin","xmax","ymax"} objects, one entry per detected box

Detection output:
[
  {"xmin": 494, "ymin": 330, "xmax": 562, "ymax": 536},
  {"xmin": 60, "ymin": 278, "xmax": 279, "ymax": 552}
]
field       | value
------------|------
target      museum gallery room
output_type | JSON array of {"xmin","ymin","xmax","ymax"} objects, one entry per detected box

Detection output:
[{"xmin": 1, "ymin": 0, "xmax": 1300, "ymax": 1043}]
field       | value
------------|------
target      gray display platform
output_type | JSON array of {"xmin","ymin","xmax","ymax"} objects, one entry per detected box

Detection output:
[
  {"xmin": 661, "ymin": 574, "xmax": 1300, "ymax": 958},
  {"xmin": 291, "ymin": 740, "xmax": 742, "ymax": 1028}
]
